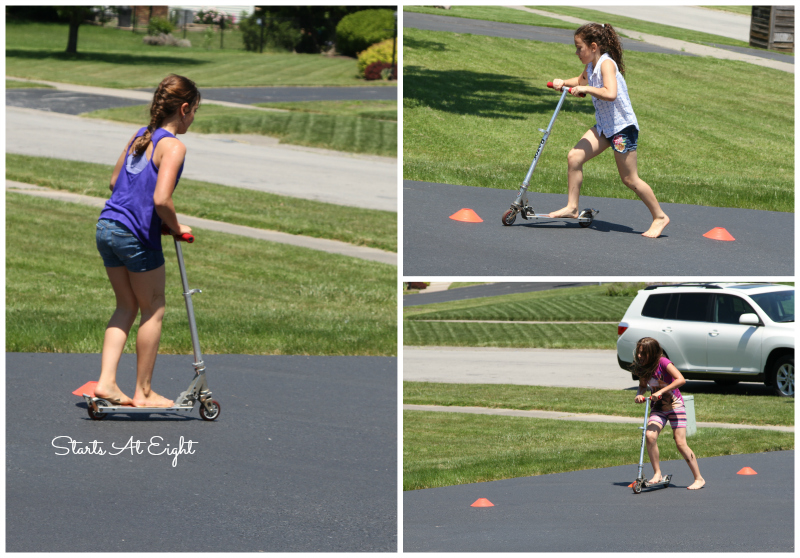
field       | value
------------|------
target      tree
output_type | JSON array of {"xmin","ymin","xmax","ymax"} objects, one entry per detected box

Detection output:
[{"xmin": 57, "ymin": 6, "xmax": 96, "ymax": 54}]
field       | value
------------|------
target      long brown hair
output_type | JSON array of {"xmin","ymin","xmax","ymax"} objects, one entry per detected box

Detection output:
[
  {"xmin": 631, "ymin": 337, "xmax": 663, "ymax": 384},
  {"xmin": 130, "ymin": 74, "xmax": 201, "ymax": 157},
  {"xmin": 575, "ymin": 22, "xmax": 625, "ymax": 76}
]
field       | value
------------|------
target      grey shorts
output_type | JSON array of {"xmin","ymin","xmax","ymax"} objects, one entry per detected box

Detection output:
[{"xmin": 96, "ymin": 219, "xmax": 164, "ymax": 272}]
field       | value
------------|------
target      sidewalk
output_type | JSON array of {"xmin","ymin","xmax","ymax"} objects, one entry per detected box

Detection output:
[
  {"xmin": 507, "ymin": 6, "xmax": 793, "ymax": 73},
  {"xmin": 6, "ymin": 180, "xmax": 396, "ymax": 265},
  {"xmin": 403, "ymin": 404, "xmax": 794, "ymax": 433}
]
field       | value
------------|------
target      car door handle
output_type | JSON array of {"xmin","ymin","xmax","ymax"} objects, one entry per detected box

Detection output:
[
  {"xmin": 709, "ymin": 330, "xmax": 720, "ymax": 337},
  {"xmin": 662, "ymin": 327, "xmax": 672, "ymax": 333}
]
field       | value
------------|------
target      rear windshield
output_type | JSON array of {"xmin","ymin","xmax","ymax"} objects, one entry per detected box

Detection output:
[{"xmin": 749, "ymin": 290, "xmax": 794, "ymax": 323}]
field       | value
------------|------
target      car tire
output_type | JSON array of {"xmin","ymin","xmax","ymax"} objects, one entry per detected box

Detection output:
[{"xmin": 769, "ymin": 355, "xmax": 794, "ymax": 397}]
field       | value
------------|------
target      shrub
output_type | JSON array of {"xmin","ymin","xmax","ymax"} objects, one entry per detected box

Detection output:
[
  {"xmin": 239, "ymin": 12, "xmax": 301, "ymax": 52},
  {"xmin": 335, "ymin": 9, "xmax": 395, "ymax": 57},
  {"xmin": 147, "ymin": 15, "xmax": 174, "ymax": 36},
  {"xmin": 604, "ymin": 282, "xmax": 647, "ymax": 297},
  {"xmin": 364, "ymin": 61, "xmax": 396, "ymax": 81},
  {"xmin": 357, "ymin": 38, "xmax": 396, "ymax": 76},
  {"xmin": 143, "ymin": 33, "xmax": 191, "ymax": 47}
]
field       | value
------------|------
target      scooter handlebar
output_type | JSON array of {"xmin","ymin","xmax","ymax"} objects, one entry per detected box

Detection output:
[
  {"xmin": 547, "ymin": 81, "xmax": 586, "ymax": 98},
  {"xmin": 161, "ymin": 224, "xmax": 194, "ymax": 243}
]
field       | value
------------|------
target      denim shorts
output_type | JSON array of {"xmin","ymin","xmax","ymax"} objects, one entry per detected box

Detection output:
[
  {"xmin": 600, "ymin": 124, "xmax": 638, "ymax": 153},
  {"xmin": 96, "ymin": 219, "xmax": 164, "ymax": 272}
]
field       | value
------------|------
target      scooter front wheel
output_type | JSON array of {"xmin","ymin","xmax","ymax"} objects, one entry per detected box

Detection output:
[
  {"xmin": 88, "ymin": 399, "xmax": 108, "ymax": 421},
  {"xmin": 199, "ymin": 399, "xmax": 221, "ymax": 421},
  {"xmin": 632, "ymin": 480, "xmax": 643, "ymax": 494},
  {"xmin": 501, "ymin": 209, "xmax": 517, "ymax": 226}
]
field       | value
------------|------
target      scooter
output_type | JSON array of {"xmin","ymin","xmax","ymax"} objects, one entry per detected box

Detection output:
[
  {"xmin": 631, "ymin": 391, "xmax": 671, "ymax": 494},
  {"xmin": 502, "ymin": 82, "xmax": 598, "ymax": 228},
  {"xmin": 74, "ymin": 228, "xmax": 221, "ymax": 421}
]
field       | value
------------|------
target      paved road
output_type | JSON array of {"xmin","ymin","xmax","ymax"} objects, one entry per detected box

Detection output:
[
  {"xmin": 403, "ymin": 181, "xmax": 793, "ymax": 276},
  {"xmin": 404, "ymin": 450, "xmax": 793, "ymax": 552},
  {"xmin": 7, "ymin": 107, "xmax": 397, "ymax": 212},
  {"xmin": 6, "ymin": 86, "xmax": 397, "ymax": 116},
  {"xmin": 404, "ymin": 281, "xmax": 585, "ymax": 306},
  {"xmin": 7, "ymin": 352, "xmax": 396, "ymax": 552},
  {"xmin": 403, "ymin": 346, "xmax": 776, "ymax": 395},
  {"xmin": 404, "ymin": 11, "xmax": 692, "ymax": 56},
  {"xmin": 584, "ymin": 5, "xmax": 751, "ymax": 42}
]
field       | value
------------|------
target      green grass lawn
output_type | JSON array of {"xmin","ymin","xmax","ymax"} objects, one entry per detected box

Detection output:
[
  {"xmin": 84, "ymin": 103, "xmax": 397, "ymax": 158},
  {"xmin": 6, "ymin": 154, "xmax": 397, "ymax": 252},
  {"xmin": 7, "ymin": 193, "xmax": 396, "ymax": 356},
  {"xmin": 403, "ymin": 411, "xmax": 793, "ymax": 490},
  {"xmin": 6, "ymin": 79, "xmax": 54, "ymax": 88},
  {"xmin": 403, "ymin": 28, "xmax": 793, "ymax": 212},
  {"xmin": 404, "ymin": 6, "xmax": 576, "ymax": 30},
  {"xmin": 6, "ymin": 22, "xmax": 391, "ymax": 87},
  {"xmin": 255, "ymin": 100, "xmax": 397, "ymax": 122},
  {"xmin": 403, "ymin": 382, "xmax": 794, "ymax": 426},
  {"xmin": 404, "ymin": 284, "xmax": 640, "ymax": 349}
]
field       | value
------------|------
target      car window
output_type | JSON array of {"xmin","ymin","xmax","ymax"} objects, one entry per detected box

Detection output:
[
  {"xmin": 749, "ymin": 290, "xmax": 795, "ymax": 323},
  {"xmin": 714, "ymin": 294, "xmax": 757, "ymax": 324},
  {"xmin": 675, "ymin": 293, "xmax": 711, "ymax": 322},
  {"xmin": 641, "ymin": 293, "xmax": 670, "ymax": 318}
]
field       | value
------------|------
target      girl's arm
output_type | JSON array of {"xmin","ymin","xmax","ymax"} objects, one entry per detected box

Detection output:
[
  {"xmin": 634, "ymin": 378, "xmax": 648, "ymax": 402},
  {"xmin": 152, "ymin": 139, "xmax": 192, "ymax": 236},
  {"xmin": 109, "ymin": 132, "xmax": 138, "ymax": 191},
  {"xmin": 572, "ymin": 59, "xmax": 617, "ymax": 101},
  {"xmin": 652, "ymin": 363, "xmax": 686, "ymax": 399},
  {"xmin": 552, "ymin": 69, "xmax": 588, "ymax": 91}
]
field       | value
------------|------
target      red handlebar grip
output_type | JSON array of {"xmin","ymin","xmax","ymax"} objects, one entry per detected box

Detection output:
[
  {"xmin": 161, "ymin": 224, "xmax": 194, "ymax": 243},
  {"xmin": 547, "ymin": 81, "xmax": 554, "ymax": 88},
  {"xmin": 546, "ymin": 81, "xmax": 586, "ymax": 97}
]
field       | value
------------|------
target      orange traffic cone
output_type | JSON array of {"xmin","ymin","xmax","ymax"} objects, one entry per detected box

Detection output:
[
  {"xmin": 450, "ymin": 208, "xmax": 483, "ymax": 223},
  {"xmin": 703, "ymin": 227, "xmax": 735, "ymax": 241},
  {"xmin": 72, "ymin": 381, "xmax": 98, "ymax": 397},
  {"xmin": 471, "ymin": 498, "xmax": 494, "ymax": 507},
  {"xmin": 737, "ymin": 467, "xmax": 758, "ymax": 475}
]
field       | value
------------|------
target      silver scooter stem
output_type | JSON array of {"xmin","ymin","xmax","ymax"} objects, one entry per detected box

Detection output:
[
  {"xmin": 637, "ymin": 395, "xmax": 651, "ymax": 479},
  {"xmin": 174, "ymin": 237, "xmax": 204, "ymax": 372},
  {"xmin": 512, "ymin": 87, "xmax": 570, "ymax": 207}
]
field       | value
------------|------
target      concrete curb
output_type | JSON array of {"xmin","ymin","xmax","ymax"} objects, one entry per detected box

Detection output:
[
  {"xmin": 6, "ymin": 180, "xmax": 396, "ymax": 265},
  {"xmin": 506, "ymin": 6, "xmax": 793, "ymax": 73},
  {"xmin": 403, "ymin": 404, "xmax": 795, "ymax": 432}
]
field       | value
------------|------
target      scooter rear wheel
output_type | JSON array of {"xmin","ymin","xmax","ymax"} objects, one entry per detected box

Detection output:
[
  {"xmin": 502, "ymin": 209, "xmax": 517, "ymax": 226},
  {"xmin": 88, "ymin": 400, "xmax": 108, "ymax": 421},
  {"xmin": 199, "ymin": 399, "xmax": 221, "ymax": 421},
  {"xmin": 578, "ymin": 209, "xmax": 593, "ymax": 228}
]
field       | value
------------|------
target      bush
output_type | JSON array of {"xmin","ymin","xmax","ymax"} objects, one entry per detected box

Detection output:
[
  {"xmin": 335, "ymin": 9, "xmax": 395, "ymax": 57},
  {"xmin": 604, "ymin": 282, "xmax": 646, "ymax": 297},
  {"xmin": 357, "ymin": 38, "xmax": 396, "ymax": 76},
  {"xmin": 143, "ymin": 33, "xmax": 191, "ymax": 48},
  {"xmin": 239, "ymin": 13, "xmax": 301, "ymax": 52},
  {"xmin": 364, "ymin": 61, "xmax": 396, "ymax": 81},
  {"xmin": 147, "ymin": 15, "xmax": 174, "ymax": 36}
]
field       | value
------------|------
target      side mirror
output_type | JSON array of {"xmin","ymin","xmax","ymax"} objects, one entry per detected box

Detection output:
[{"xmin": 739, "ymin": 313, "xmax": 760, "ymax": 326}]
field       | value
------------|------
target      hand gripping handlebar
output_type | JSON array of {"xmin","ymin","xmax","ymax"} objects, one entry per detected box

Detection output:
[{"xmin": 547, "ymin": 81, "xmax": 586, "ymax": 97}]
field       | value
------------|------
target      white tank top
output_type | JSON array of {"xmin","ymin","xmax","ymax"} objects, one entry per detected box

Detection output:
[{"xmin": 587, "ymin": 53, "xmax": 639, "ymax": 137}]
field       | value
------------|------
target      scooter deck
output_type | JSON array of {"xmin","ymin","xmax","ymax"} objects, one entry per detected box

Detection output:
[
  {"xmin": 74, "ymin": 381, "xmax": 191, "ymax": 412},
  {"xmin": 642, "ymin": 474, "xmax": 672, "ymax": 488},
  {"xmin": 521, "ymin": 208, "xmax": 599, "ymax": 222}
]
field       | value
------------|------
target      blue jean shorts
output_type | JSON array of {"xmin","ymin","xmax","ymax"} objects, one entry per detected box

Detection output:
[
  {"xmin": 96, "ymin": 219, "xmax": 164, "ymax": 272},
  {"xmin": 600, "ymin": 124, "xmax": 638, "ymax": 153}
]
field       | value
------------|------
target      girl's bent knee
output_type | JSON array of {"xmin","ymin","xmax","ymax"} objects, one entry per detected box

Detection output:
[{"xmin": 567, "ymin": 149, "xmax": 584, "ymax": 168}]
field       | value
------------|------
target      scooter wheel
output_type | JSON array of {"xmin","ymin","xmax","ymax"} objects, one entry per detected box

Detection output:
[
  {"xmin": 632, "ymin": 481, "xmax": 642, "ymax": 494},
  {"xmin": 502, "ymin": 209, "xmax": 517, "ymax": 226},
  {"xmin": 199, "ymin": 399, "xmax": 221, "ymax": 421},
  {"xmin": 88, "ymin": 400, "xmax": 108, "ymax": 421},
  {"xmin": 578, "ymin": 209, "xmax": 593, "ymax": 228}
]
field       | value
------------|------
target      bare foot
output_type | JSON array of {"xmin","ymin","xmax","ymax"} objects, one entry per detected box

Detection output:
[
  {"xmin": 547, "ymin": 206, "xmax": 579, "ymax": 218},
  {"xmin": 94, "ymin": 383, "xmax": 133, "ymax": 406},
  {"xmin": 642, "ymin": 214, "xmax": 670, "ymax": 238},
  {"xmin": 687, "ymin": 478, "xmax": 706, "ymax": 490},
  {"xmin": 647, "ymin": 473, "xmax": 664, "ymax": 484},
  {"xmin": 132, "ymin": 390, "xmax": 174, "ymax": 408}
]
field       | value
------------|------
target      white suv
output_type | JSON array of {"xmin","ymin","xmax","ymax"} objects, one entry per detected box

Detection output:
[{"xmin": 617, "ymin": 283, "xmax": 794, "ymax": 397}]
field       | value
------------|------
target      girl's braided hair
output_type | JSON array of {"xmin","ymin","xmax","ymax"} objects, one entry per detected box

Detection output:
[
  {"xmin": 630, "ymin": 337, "xmax": 663, "ymax": 385},
  {"xmin": 575, "ymin": 22, "xmax": 625, "ymax": 76},
  {"xmin": 131, "ymin": 74, "xmax": 201, "ymax": 157}
]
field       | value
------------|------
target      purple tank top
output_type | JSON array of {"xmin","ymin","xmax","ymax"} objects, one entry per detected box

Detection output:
[{"xmin": 99, "ymin": 127, "xmax": 184, "ymax": 251}]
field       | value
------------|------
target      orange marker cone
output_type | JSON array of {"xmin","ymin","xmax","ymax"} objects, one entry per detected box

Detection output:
[
  {"xmin": 450, "ymin": 208, "xmax": 483, "ymax": 223},
  {"xmin": 703, "ymin": 227, "xmax": 735, "ymax": 241},
  {"xmin": 471, "ymin": 498, "xmax": 494, "ymax": 507},
  {"xmin": 737, "ymin": 467, "xmax": 758, "ymax": 475},
  {"xmin": 72, "ymin": 381, "xmax": 98, "ymax": 397}
]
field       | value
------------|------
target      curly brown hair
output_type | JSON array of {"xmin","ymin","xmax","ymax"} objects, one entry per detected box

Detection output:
[
  {"xmin": 631, "ymin": 337, "xmax": 663, "ymax": 384},
  {"xmin": 575, "ymin": 22, "xmax": 625, "ymax": 76},
  {"xmin": 131, "ymin": 74, "xmax": 201, "ymax": 157}
]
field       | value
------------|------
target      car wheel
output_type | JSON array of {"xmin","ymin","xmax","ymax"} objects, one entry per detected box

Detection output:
[{"xmin": 770, "ymin": 355, "xmax": 794, "ymax": 397}]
